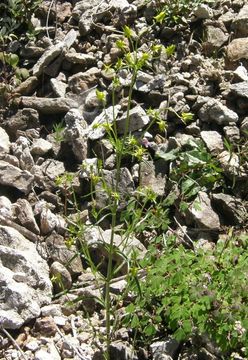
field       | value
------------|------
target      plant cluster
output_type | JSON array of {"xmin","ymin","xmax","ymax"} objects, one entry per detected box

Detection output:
[{"xmin": 124, "ymin": 232, "xmax": 248, "ymax": 358}]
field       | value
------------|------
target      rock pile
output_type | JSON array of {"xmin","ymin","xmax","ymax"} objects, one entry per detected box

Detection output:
[{"xmin": 0, "ymin": 0, "xmax": 247, "ymax": 359}]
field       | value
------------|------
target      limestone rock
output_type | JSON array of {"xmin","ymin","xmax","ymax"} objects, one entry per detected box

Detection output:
[
  {"xmin": 200, "ymin": 130, "xmax": 224, "ymax": 154},
  {"xmin": 32, "ymin": 29, "xmax": 77, "ymax": 77},
  {"xmin": 3, "ymin": 108, "xmax": 39, "ymax": 139},
  {"xmin": 116, "ymin": 105, "xmax": 150, "ymax": 134},
  {"xmin": 31, "ymin": 138, "xmax": 53, "ymax": 156},
  {"xmin": 50, "ymin": 261, "xmax": 72, "ymax": 292},
  {"xmin": 150, "ymin": 338, "xmax": 180, "ymax": 360},
  {"xmin": 83, "ymin": 226, "xmax": 146, "ymax": 276},
  {"xmin": 0, "ymin": 226, "xmax": 52, "ymax": 329},
  {"xmin": 203, "ymin": 25, "xmax": 228, "ymax": 55},
  {"xmin": 13, "ymin": 199, "xmax": 40, "ymax": 234},
  {"xmin": 0, "ymin": 160, "xmax": 34, "ymax": 194},
  {"xmin": 212, "ymin": 193, "xmax": 247, "ymax": 225},
  {"xmin": 139, "ymin": 159, "xmax": 167, "ymax": 196},
  {"xmin": 187, "ymin": 191, "xmax": 220, "ymax": 230},
  {"xmin": 20, "ymin": 96, "xmax": 78, "ymax": 114},
  {"xmin": 226, "ymin": 38, "xmax": 248, "ymax": 63},
  {"xmin": 198, "ymin": 99, "xmax": 238, "ymax": 125},
  {"xmin": 0, "ymin": 127, "xmax": 10, "ymax": 153},
  {"xmin": 232, "ymin": 4, "xmax": 248, "ymax": 37},
  {"xmin": 46, "ymin": 233, "xmax": 83, "ymax": 275}
]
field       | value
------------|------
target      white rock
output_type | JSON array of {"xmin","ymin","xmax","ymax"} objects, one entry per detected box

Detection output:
[
  {"xmin": 31, "ymin": 138, "xmax": 53, "ymax": 156},
  {"xmin": 0, "ymin": 127, "xmax": 10, "ymax": 153},
  {"xmin": 0, "ymin": 226, "xmax": 52, "ymax": 329},
  {"xmin": 200, "ymin": 130, "xmax": 224, "ymax": 154},
  {"xmin": 116, "ymin": 105, "xmax": 150, "ymax": 134},
  {"xmin": 188, "ymin": 192, "xmax": 220, "ymax": 230},
  {"xmin": 193, "ymin": 4, "xmax": 213, "ymax": 19}
]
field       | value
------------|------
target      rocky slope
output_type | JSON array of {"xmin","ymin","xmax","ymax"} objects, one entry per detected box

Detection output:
[{"xmin": 0, "ymin": 0, "xmax": 247, "ymax": 359}]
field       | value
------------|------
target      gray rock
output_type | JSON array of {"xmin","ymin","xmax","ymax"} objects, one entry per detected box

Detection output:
[
  {"xmin": 95, "ymin": 167, "xmax": 134, "ymax": 210},
  {"xmin": 203, "ymin": 25, "xmax": 228, "ymax": 55},
  {"xmin": 223, "ymin": 125, "xmax": 240, "ymax": 142},
  {"xmin": 0, "ymin": 226, "xmax": 52, "ymax": 329},
  {"xmin": 3, "ymin": 108, "xmax": 40, "ymax": 138},
  {"xmin": 31, "ymin": 138, "xmax": 53, "ymax": 156},
  {"xmin": 84, "ymin": 226, "xmax": 146, "ymax": 276},
  {"xmin": 150, "ymin": 338, "xmax": 180, "ymax": 360},
  {"xmin": 187, "ymin": 191, "xmax": 220, "ymax": 230},
  {"xmin": 50, "ymin": 261, "xmax": 72, "ymax": 292},
  {"xmin": 240, "ymin": 117, "xmax": 248, "ymax": 136},
  {"xmin": 193, "ymin": 4, "xmax": 213, "ymax": 19},
  {"xmin": 20, "ymin": 96, "xmax": 78, "ymax": 114},
  {"xmin": 46, "ymin": 233, "xmax": 83, "ymax": 275},
  {"xmin": 64, "ymin": 109, "xmax": 88, "ymax": 162},
  {"xmin": 200, "ymin": 131, "xmax": 224, "ymax": 154},
  {"xmin": 11, "ymin": 136, "xmax": 34, "ymax": 171},
  {"xmin": 40, "ymin": 159, "xmax": 65, "ymax": 180},
  {"xmin": 212, "ymin": 193, "xmax": 247, "ymax": 225},
  {"xmin": 40, "ymin": 208, "xmax": 59, "ymax": 235},
  {"xmin": 229, "ymin": 81, "xmax": 248, "ymax": 99},
  {"xmin": 15, "ymin": 76, "xmax": 39, "ymax": 96},
  {"xmin": 198, "ymin": 99, "xmax": 238, "ymax": 125},
  {"xmin": 65, "ymin": 50, "xmax": 96, "ymax": 65},
  {"xmin": 50, "ymin": 78, "xmax": 67, "ymax": 97},
  {"xmin": 226, "ymin": 38, "xmax": 248, "ymax": 63},
  {"xmin": 217, "ymin": 151, "xmax": 241, "ymax": 178},
  {"xmin": 232, "ymin": 4, "xmax": 248, "ymax": 37},
  {"xmin": 0, "ymin": 160, "xmax": 34, "ymax": 194},
  {"xmin": 139, "ymin": 159, "xmax": 167, "ymax": 196},
  {"xmin": 109, "ymin": 341, "xmax": 138, "ymax": 360},
  {"xmin": 0, "ymin": 127, "xmax": 10, "ymax": 153},
  {"xmin": 116, "ymin": 105, "xmax": 150, "ymax": 134},
  {"xmin": 233, "ymin": 65, "xmax": 248, "ymax": 81},
  {"xmin": 88, "ymin": 105, "xmax": 121, "ymax": 140},
  {"xmin": 13, "ymin": 199, "xmax": 40, "ymax": 234},
  {"xmin": 0, "ymin": 196, "xmax": 12, "ymax": 219},
  {"xmin": 68, "ymin": 67, "xmax": 101, "ymax": 94},
  {"xmin": 32, "ymin": 29, "xmax": 77, "ymax": 77}
]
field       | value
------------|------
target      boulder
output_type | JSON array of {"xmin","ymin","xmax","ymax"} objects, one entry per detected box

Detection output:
[
  {"xmin": 231, "ymin": 4, "xmax": 248, "ymax": 37},
  {"xmin": 198, "ymin": 99, "xmax": 238, "ymax": 125}
]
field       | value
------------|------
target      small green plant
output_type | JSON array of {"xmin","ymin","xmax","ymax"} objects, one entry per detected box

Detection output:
[
  {"xmin": 53, "ymin": 121, "xmax": 66, "ymax": 143},
  {"xmin": 124, "ymin": 233, "xmax": 248, "ymax": 357},
  {"xmin": 153, "ymin": 0, "xmax": 210, "ymax": 26}
]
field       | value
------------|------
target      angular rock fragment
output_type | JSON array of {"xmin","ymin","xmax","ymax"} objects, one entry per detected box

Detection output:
[
  {"xmin": 187, "ymin": 191, "xmax": 220, "ymax": 230},
  {"xmin": 0, "ymin": 160, "xmax": 34, "ymax": 194},
  {"xmin": 32, "ymin": 29, "xmax": 77, "ymax": 77},
  {"xmin": 15, "ymin": 76, "xmax": 39, "ymax": 96},
  {"xmin": 45, "ymin": 233, "xmax": 83, "ymax": 275},
  {"xmin": 203, "ymin": 25, "xmax": 228, "ymax": 55},
  {"xmin": 83, "ymin": 226, "xmax": 146, "ymax": 276},
  {"xmin": 198, "ymin": 98, "xmax": 238, "ymax": 125},
  {"xmin": 3, "ymin": 108, "xmax": 39, "ymax": 138},
  {"xmin": 200, "ymin": 131, "xmax": 224, "ymax": 154},
  {"xmin": 0, "ymin": 127, "xmax": 10, "ymax": 153},
  {"xmin": 13, "ymin": 199, "xmax": 40, "ymax": 234},
  {"xmin": 116, "ymin": 105, "xmax": 150, "ymax": 134},
  {"xmin": 226, "ymin": 38, "xmax": 248, "ymax": 63},
  {"xmin": 139, "ymin": 159, "xmax": 167, "ymax": 196},
  {"xmin": 20, "ymin": 97, "xmax": 78, "ymax": 114},
  {"xmin": 212, "ymin": 193, "xmax": 247, "ymax": 225},
  {"xmin": 50, "ymin": 261, "xmax": 72, "ymax": 292},
  {"xmin": 231, "ymin": 4, "xmax": 248, "ymax": 37},
  {"xmin": 0, "ymin": 226, "xmax": 52, "ymax": 329},
  {"xmin": 31, "ymin": 138, "xmax": 53, "ymax": 156}
]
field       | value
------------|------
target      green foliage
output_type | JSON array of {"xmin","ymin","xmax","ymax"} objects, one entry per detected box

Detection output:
[
  {"xmin": 124, "ymin": 233, "xmax": 248, "ymax": 357},
  {"xmin": 53, "ymin": 121, "xmax": 66, "ymax": 143},
  {"xmin": 157, "ymin": 139, "xmax": 223, "ymax": 203},
  {"xmin": 0, "ymin": 0, "xmax": 42, "ymax": 39},
  {"xmin": 153, "ymin": 0, "xmax": 210, "ymax": 26}
]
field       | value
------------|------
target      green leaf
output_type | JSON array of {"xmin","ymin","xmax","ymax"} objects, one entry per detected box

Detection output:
[
  {"xmin": 9, "ymin": 53, "xmax": 19, "ymax": 68},
  {"xmin": 156, "ymin": 148, "xmax": 179, "ymax": 161},
  {"xmin": 144, "ymin": 323, "xmax": 156, "ymax": 336}
]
